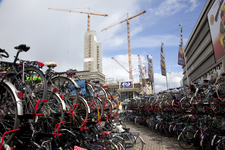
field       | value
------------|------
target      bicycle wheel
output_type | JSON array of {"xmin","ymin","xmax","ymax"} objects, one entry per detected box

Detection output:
[
  {"xmin": 88, "ymin": 97, "xmax": 103, "ymax": 121},
  {"xmin": 180, "ymin": 97, "xmax": 190, "ymax": 112},
  {"xmin": 178, "ymin": 129, "xmax": 195, "ymax": 149},
  {"xmin": 201, "ymin": 133, "xmax": 213, "ymax": 150},
  {"xmin": 216, "ymin": 139, "xmax": 225, "ymax": 150},
  {"xmin": 104, "ymin": 140, "xmax": 119, "ymax": 150},
  {"xmin": 132, "ymin": 135, "xmax": 144, "ymax": 150},
  {"xmin": 35, "ymin": 90, "xmax": 65, "ymax": 134},
  {"xmin": 51, "ymin": 76, "xmax": 79, "ymax": 105},
  {"xmin": 14, "ymin": 66, "xmax": 47, "ymax": 114},
  {"xmin": 0, "ymin": 83, "xmax": 20, "ymax": 144},
  {"xmin": 95, "ymin": 85, "xmax": 112, "ymax": 115},
  {"xmin": 64, "ymin": 96, "xmax": 89, "ymax": 128},
  {"xmin": 217, "ymin": 83, "xmax": 225, "ymax": 99}
]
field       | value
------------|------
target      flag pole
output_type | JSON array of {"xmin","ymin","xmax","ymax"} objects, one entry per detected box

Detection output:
[
  {"xmin": 179, "ymin": 21, "xmax": 189, "ymax": 85},
  {"xmin": 161, "ymin": 42, "xmax": 168, "ymax": 91}
]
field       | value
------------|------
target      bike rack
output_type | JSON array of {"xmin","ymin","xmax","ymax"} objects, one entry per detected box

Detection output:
[
  {"xmin": 106, "ymin": 113, "xmax": 112, "ymax": 121},
  {"xmin": 79, "ymin": 119, "xmax": 90, "ymax": 131},
  {"xmin": 67, "ymin": 103, "xmax": 80, "ymax": 116},
  {"xmin": 88, "ymin": 101, "xmax": 96, "ymax": 111},
  {"xmin": 206, "ymin": 107, "xmax": 216, "ymax": 115},
  {"xmin": 96, "ymin": 114, "xmax": 104, "ymax": 123},
  {"xmin": 103, "ymin": 102, "xmax": 107, "ymax": 110},
  {"xmin": 52, "ymin": 121, "xmax": 66, "ymax": 138},
  {"xmin": 189, "ymin": 107, "xmax": 198, "ymax": 114},
  {"xmin": 31, "ymin": 99, "xmax": 48, "ymax": 119},
  {"xmin": 0, "ymin": 128, "xmax": 20, "ymax": 150}
]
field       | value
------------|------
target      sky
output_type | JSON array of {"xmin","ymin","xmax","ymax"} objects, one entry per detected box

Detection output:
[{"xmin": 0, "ymin": 0, "xmax": 207, "ymax": 93}]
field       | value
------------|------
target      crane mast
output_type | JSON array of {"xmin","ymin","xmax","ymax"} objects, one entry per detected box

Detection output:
[{"xmin": 102, "ymin": 10, "xmax": 146, "ymax": 81}]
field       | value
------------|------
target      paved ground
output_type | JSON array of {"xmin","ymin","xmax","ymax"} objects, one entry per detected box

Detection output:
[{"xmin": 124, "ymin": 121, "xmax": 199, "ymax": 150}]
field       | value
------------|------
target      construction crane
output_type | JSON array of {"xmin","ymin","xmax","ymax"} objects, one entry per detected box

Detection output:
[
  {"xmin": 102, "ymin": 10, "xmax": 146, "ymax": 81},
  {"xmin": 48, "ymin": 7, "xmax": 108, "ymax": 31},
  {"xmin": 112, "ymin": 57, "xmax": 135, "ymax": 81}
]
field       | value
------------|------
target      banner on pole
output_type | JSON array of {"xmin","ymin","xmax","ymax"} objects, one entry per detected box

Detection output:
[
  {"xmin": 160, "ymin": 42, "xmax": 166, "ymax": 76},
  {"xmin": 178, "ymin": 23, "xmax": 185, "ymax": 66},
  {"xmin": 147, "ymin": 55, "xmax": 154, "ymax": 82}
]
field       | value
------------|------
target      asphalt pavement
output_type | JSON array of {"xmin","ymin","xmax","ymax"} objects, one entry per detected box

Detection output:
[{"xmin": 124, "ymin": 121, "xmax": 199, "ymax": 150}]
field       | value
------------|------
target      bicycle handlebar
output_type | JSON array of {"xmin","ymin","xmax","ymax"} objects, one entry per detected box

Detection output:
[{"xmin": 0, "ymin": 48, "xmax": 9, "ymax": 58}]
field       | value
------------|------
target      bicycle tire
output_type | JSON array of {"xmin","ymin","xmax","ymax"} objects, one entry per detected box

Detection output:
[
  {"xmin": 132, "ymin": 135, "xmax": 144, "ymax": 150},
  {"xmin": 89, "ymin": 97, "xmax": 103, "ymax": 121},
  {"xmin": 180, "ymin": 97, "xmax": 190, "ymax": 112},
  {"xmin": 178, "ymin": 129, "xmax": 195, "ymax": 149},
  {"xmin": 216, "ymin": 139, "xmax": 225, "ymax": 150},
  {"xmin": 15, "ymin": 66, "xmax": 47, "ymax": 114},
  {"xmin": 217, "ymin": 83, "xmax": 225, "ymax": 99},
  {"xmin": 51, "ymin": 76, "xmax": 79, "ymax": 105},
  {"xmin": 35, "ymin": 90, "xmax": 65, "ymax": 134},
  {"xmin": 95, "ymin": 85, "xmax": 113, "ymax": 115},
  {"xmin": 64, "ymin": 96, "xmax": 89, "ymax": 128},
  {"xmin": 111, "ymin": 135, "xmax": 126, "ymax": 150},
  {"xmin": 0, "ymin": 83, "xmax": 20, "ymax": 144},
  {"xmin": 104, "ymin": 140, "xmax": 119, "ymax": 150}
]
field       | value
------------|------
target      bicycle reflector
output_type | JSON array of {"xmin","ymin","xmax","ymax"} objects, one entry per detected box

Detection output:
[
  {"xmin": 17, "ymin": 91, "xmax": 23, "ymax": 99},
  {"xmin": 67, "ymin": 72, "xmax": 72, "ymax": 77},
  {"xmin": 53, "ymin": 88, "xmax": 59, "ymax": 93},
  {"xmin": 92, "ymin": 85, "xmax": 95, "ymax": 89},
  {"xmin": 96, "ymin": 94, "xmax": 99, "ymax": 97},
  {"xmin": 38, "ymin": 62, "xmax": 44, "ymax": 67},
  {"xmin": 102, "ymin": 85, "xmax": 108, "ymax": 88},
  {"xmin": 79, "ymin": 92, "xmax": 82, "ymax": 96},
  {"xmin": 60, "ymin": 94, "xmax": 64, "ymax": 100}
]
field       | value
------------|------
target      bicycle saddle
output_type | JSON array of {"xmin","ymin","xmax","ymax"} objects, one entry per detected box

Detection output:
[
  {"xmin": 14, "ymin": 44, "xmax": 30, "ymax": 52},
  {"xmin": 44, "ymin": 62, "xmax": 57, "ymax": 67},
  {"xmin": 122, "ymin": 127, "xmax": 130, "ymax": 132}
]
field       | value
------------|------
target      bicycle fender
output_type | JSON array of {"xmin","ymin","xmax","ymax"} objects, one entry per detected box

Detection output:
[
  {"xmin": 200, "ymin": 134, "xmax": 206, "ymax": 146},
  {"xmin": 211, "ymin": 134, "xmax": 217, "ymax": 146},
  {"xmin": 68, "ymin": 77, "xmax": 79, "ymax": 88},
  {"xmin": 4, "ymin": 80, "xmax": 23, "ymax": 116},
  {"xmin": 194, "ymin": 130, "xmax": 199, "ymax": 138},
  {"xmin": 216, "ymin": 139, "xmax": 221, "ymax": 145},
  {"xmin": 177, "ymin": 132, "xmax": 183, "ymax": 140},
  {"xmin": 55, "ymin": 93, "xmax": 67, "ymax": 111},
  {"xmin": 79, "ymin": 96, "xmax": 90, "ymax": 113}
]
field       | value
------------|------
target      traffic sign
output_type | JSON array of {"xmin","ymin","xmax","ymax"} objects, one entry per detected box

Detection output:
[{"xmin": 121, "ymin": 81, "xmax": 132, "ymax": 87}]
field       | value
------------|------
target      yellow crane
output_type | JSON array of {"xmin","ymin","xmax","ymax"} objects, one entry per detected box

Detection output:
[
  {"xmin": 101, "ymin": 10, "xmax": 146, "ymax": 81},
  {"xmin": 48, "ymin": 7, "xmax": 108, "ymax": 31}
]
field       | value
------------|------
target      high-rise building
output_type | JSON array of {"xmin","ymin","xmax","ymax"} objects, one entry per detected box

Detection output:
[{"xmin": 83, "ymin": 30, "xmax": 102, "ymax": 73}]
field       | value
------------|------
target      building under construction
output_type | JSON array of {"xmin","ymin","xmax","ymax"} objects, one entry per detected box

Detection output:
[{"xmin": 83, "ymin": 30, "xmax": 102, "ymax": 73}]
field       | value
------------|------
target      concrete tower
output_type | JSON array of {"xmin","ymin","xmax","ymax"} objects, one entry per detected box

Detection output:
[{"xmin": 83, "ymin": 30, "xmax": 102, "ymax": 72}]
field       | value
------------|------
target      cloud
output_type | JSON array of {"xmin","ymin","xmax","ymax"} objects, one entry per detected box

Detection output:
[
  {"xmin": 154, "ymin": 72, "xmax": 183, "ymax": 93},
  {"xmin": 187, "ymin": 0, "xmax": 199, "ymax": 12},
  {"xmin": 148, "ymin": 0, "xmax": 199, "ymax": 18}
]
